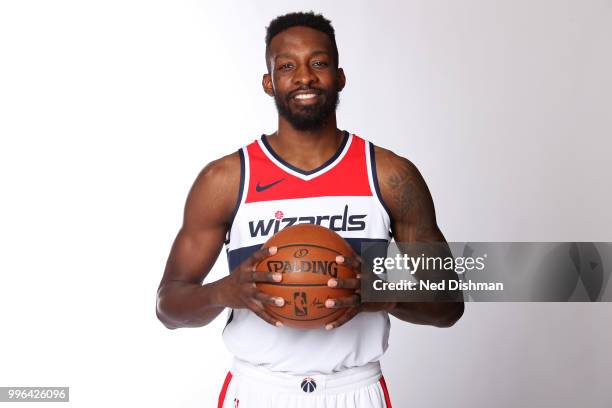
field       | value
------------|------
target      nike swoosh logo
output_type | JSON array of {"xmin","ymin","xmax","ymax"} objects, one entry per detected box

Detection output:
[{"xmin": 256, "ymin": 178, "xmax": 285, "ymax": 192}]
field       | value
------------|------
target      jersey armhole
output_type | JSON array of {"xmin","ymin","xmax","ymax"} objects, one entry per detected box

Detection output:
[
  {"xmin": 367, "ymin": 142, "xmax": 394, "ymax": 238},
  {"xmin": 224, "ymin": 148, "xmax": 246, "ymax": 245},
  {"xmin": 223, "ymin": 309, "xmax": 234, "ymax": 333}
]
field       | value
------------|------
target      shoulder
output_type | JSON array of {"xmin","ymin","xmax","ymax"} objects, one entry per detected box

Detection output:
[
  {"xmin": 373, "ymin": 145, "xmax": 422, "ymax": 184},
  {"xmin": 184, "ymin": 151, "xmax": 242, "ymax": 228},
  {"xmin": 372, "ymin": 145, "xmax": 433, "ymax": 222},
  {"xmin": 195, "ymin": 151, "xmax": 242, "ymax": 187}
]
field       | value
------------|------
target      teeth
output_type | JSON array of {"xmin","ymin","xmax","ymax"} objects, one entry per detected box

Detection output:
[{"xmin": 294, "ymin": 93, "xmax": 317, "ymax": 100}]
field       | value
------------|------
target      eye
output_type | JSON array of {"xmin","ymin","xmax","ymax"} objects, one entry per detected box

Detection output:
[
  {"xmin": 312, "ymin": 61, "xmax": 328, "ymax": 68},
  {"xmin": 279, "ymin": 63, "xmax": 294, "ymax": 70}
]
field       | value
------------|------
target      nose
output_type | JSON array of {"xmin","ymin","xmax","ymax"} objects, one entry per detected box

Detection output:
[{"xmin": 293, "ymin": 63, "xmax": 317, "ymax": 86}]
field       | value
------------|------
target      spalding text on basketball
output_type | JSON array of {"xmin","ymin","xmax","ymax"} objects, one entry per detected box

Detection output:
[{"xmin": 266, "ymin": 260, "xmax": 339, "ymax": 278}]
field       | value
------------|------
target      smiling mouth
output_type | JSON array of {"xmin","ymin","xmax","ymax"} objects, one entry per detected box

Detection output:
[
  {"xmin": 290, "ymin": 91, "xmax": 324, "ymax": 105},
  {"xmin": 293, "ymin": 93, "xmax": 319, "ymax": 100}
]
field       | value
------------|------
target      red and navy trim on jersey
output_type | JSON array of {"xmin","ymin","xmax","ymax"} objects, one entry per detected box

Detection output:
[{"xmin": 224, "ymin": 131, "xmax": 391, "ymax": 270}]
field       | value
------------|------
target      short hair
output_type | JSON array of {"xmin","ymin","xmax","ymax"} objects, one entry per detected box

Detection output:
[{"xmin": 265, "ymin": 11, "xmax": 339, "ymax": 71}]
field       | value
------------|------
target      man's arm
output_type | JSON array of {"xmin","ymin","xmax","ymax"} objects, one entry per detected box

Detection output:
[
  {"xmin": 156, "ymin": 153, "xmax": 239, "ymax": 329},
  {"xmin": 376, "ymin": 146, "xmax": 464, "ymax": 327},
  {"xmin": 322, "ymin": 147, "xmax": 464, "ymax": 330},
  {"xmin": 156, "ymin": 153, "xmax": 285, "ymax": 329}
]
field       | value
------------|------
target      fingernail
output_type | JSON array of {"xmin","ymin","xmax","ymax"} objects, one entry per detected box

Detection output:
[
  {"xmin": 269, "ymin": 246, "xmax": 277, "ymax": 255},
  {"xmin": 327, "ymin": 279, "xmax": 337, "ymax": 287},
  {"xmin": 336, "ymin": 255, "xmax": 344, "ymax": 263},
  {"xmin": 273, "ymin": 273, "xmax": 282, "ymax": 282},
  {"xmin": 325, "ymin": 299, "xmax": 335, "ymax": 308},
  {"xmin": 275, "ymin": 297, "xmax": 284, "ymax": 306},
  {"xmin": 325, "ymin": 324, "xmax": 334, "ymax": 330},
  {"xmin": 356, "ymin": 274, "xmax": 361, "ymax": 279},
  {"xmin": 275, "ymin": 321, "xmax": 284, "ymax": 328}
]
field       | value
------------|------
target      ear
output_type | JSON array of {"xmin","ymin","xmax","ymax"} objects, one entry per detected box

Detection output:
[
  {"xmin": 262, "ymin": 73, "xmax": 274, "ymax": 97},
  {"xmin": 337, "ymin": 67, "xmax": 346, "ymax": 92}
]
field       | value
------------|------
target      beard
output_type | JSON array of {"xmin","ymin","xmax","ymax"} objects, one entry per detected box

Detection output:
[{"xmin": 273, "ymin": 85, "xmax": 340, "ymax": 131}]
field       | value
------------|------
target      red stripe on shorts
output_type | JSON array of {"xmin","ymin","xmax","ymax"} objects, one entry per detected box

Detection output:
[
  {"xmin": 379, "ymin": 375, "xmax": 393, "ymax": 408},
  {"xmin": 217, "ymin": 371, "xmax": 233, "ymax": 408}
]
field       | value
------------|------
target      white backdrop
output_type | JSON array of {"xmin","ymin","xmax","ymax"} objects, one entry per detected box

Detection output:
[{"xmin": 1, "ymin": 1, "xmax": 611, "ymax": 407}]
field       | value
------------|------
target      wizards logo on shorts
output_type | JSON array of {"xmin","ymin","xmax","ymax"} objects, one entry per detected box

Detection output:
[
  {"xmin": 248, "ymin": 205, "xmax": 367, "ymax": 238},
  {"xmin": 300, "ymin": 377, "xmax": 317, "ymax": 393}
]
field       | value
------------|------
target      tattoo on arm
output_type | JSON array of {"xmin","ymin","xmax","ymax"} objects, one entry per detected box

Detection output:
[
  {"xmin": 382, "ymin": 157, "xmax": 440, "ymax": 241},
  {"xmin": 387, "ymin": 171, "xmax": 417, "ymax": 220}
]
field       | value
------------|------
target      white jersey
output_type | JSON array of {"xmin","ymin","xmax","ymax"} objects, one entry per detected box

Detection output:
[{"xmin": 223, "ymin": 131, "xmax": 392, "ymax": 375}]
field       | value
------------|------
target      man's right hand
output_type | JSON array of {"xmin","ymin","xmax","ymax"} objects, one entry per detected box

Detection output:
[{"xmin": 217, "ymin": 246, "xmax": 286, "ymax": 327}]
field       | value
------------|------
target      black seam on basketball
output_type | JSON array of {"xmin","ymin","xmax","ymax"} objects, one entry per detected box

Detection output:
[
  {"xmin": 267, "ymin": 308, "xmax": 342, "ymax": 322},
  {"xmin": 273, "ymin": 243, "xmax": 345, "ymax": 255}
]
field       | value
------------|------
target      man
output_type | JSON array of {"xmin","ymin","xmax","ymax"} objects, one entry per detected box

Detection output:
[{"xmin": 156, "ymin": 11, "xmax": 463, "ymax": 407}]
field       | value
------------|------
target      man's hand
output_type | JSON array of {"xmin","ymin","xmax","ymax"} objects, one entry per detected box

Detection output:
[
  {"xmin": 324, "ymin": 255, "xmax": 396, "ymax": 330},
  {"xmin": 217, "ymin": 246, "xmax": 287, "ymax": 327}
]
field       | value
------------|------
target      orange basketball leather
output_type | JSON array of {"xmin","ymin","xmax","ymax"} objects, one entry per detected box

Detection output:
[{"xmin": 256, "ymin": 224, "xmax": 357, "ymax": 329}]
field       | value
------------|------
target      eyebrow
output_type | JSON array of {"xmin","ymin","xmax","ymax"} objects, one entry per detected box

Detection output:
[{"xmin": 275, "ymin": 50, "xmax": 330, "ymax": 60}]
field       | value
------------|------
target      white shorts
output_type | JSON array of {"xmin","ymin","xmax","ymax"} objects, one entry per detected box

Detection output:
[{"xmin": 218, "ymin": 358, "xmax": 393, "ymax": 408}]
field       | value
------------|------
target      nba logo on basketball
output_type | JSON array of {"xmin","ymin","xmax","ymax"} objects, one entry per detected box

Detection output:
[
  {"xmin": 301, "ymin": 377, "xmax": 317, "ymax": 393},
  {"xmin": 294, "ymin": 291, "xmax": 308, "ymax": 316}
]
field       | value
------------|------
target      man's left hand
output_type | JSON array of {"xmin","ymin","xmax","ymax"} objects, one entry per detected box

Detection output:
[{"xmin": 324, "ymin": 255, "xmax": 396, "ymax": 330}]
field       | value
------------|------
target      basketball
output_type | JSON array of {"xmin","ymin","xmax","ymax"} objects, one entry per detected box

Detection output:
[{"xmin": 256, "ymin": 224, "xmax": 357, "ymax": 329}]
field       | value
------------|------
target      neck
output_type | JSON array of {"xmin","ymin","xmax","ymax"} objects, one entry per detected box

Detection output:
[
  {"xmin": 266, "ymin": 115, "xmax": 344, "ymax": 172},
  {"xmin": 277, "ymin": 114, "xmax": 339, "ymax": 143}
]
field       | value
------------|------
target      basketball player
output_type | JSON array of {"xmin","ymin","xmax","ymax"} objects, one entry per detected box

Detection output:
[{"xmin": 156, "ymin": 12, "xmax": 464, "ymax": 407}]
